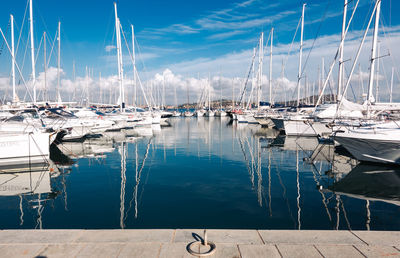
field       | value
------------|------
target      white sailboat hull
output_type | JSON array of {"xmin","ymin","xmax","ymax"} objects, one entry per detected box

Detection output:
[
  {"xmin": 215, "ymin": 111, "xmax": 227, "ymax": 117},
  {"xmin": 151, "ymin": 113, "xmax": 161, "ymax": 124},
  {"xmin": 195, "ymin": 110, "xmax": 205, "ymax": 117},
  {"xmin": 205, "ymin": 111, "xmax": 215, "ymax": 117},
  {"xmin": 335, "ymin": 126, "xmax": 400, "ymax": 165},
  {"xmin": 246, "ymin": 114, "xmax": 259, "ymax": 124},
  {"xmin": 236, "ymin": 114, "xmax": 247, "ymax": 123},
  {"xmin": 0, "ymin": 132, "xmax": 50, "ymax": 165},
  {"xmin": 184, "ymin": 111, "xmax": 194, "ymax": 117},
  {"xmin": 283, "ymin": 120, "xmax": 331, "ymax": 136},
  {"xmin": 136, "ymin": 116, "xmax": 152, "ymax": 127}
]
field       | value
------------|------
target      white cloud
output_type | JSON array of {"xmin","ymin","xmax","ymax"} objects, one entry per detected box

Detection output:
[
  {"xmin": 207, "ymin": 30, "xmax": 247, "ymax": 40},
  {"xmin": 35, "ymin": 67, "xmax": 65, "ymax": 91},
  {"xmin": 0, "ymin": 77, "xmax": 10, "ymax": 90},
  {"xmin": 146, "ymin": 24, "xmax": 200, "ymax": 35}
]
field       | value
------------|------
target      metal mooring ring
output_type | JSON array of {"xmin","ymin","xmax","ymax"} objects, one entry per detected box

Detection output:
[{"xmin": 186, "ymin": 241, "xmax": 217, "ymax": 257}]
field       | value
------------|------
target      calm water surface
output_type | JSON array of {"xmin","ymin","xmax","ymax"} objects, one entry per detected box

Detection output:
[{"xmin": 1, "ymin": 117, "xmax": 399, "ymax": 230}]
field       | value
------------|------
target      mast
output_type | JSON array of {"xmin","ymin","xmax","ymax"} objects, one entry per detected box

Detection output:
[
  {"xmin": 280, "ymin": 59, "xmax": 286, "ymax": 105},
  {"xmin": 109, "ymin": 81, "xmax": 112, "ymax": 105},
  {"xmin": 187, "ymin": 82, "xmax": 190, "ymax": 110},
  {"xmin": 162, "ymin": 74, "xmax": 165, "ymax": 110},
  {"xmin": 258, "ymin": 32, "xmax": 263, "ymax": 110},
  {"xmin": 208, "ymin": 76, "xmax": 211, "ymax": 110},
  {"xmin": 232, "ymin": 78, "xmax": 234, "ymax": 109},
  {"xmin": 317, "ymin": 65, "xmax": 320, "ymax": 101},
  {"xmin": 310, "ymin": 79, "xmax": 314, "ymax": 104},
  {"xmin": 11, "ymin": 15, "xmax": 17, "ymax": 103},
  {"xmin": 322, "ymin": 58, "xmax": 325, "ymax": 103},
  {"xmin": 114, "ymin": 2, "xmax": 124, "ymax": 112},
  {"xmin": 269, "ymin": 28, "xmax": 273, "ymax": 105},
  {"xmin": 29, "ymin": 0, "xmax": 36, "ymax": 104},
  {"xmin": 337, "ymin": 0, "xmax": 348, "ymax": 99},
  {"xmin": 248, "ymin": 47, "xmax": 256, "ymax": 110},
  {"xmin": 367, "ymin": 0, "xmax": 381, "ymax": 106},
  {"xmin": 131, "ymin": 25, "xmax": 136, "ymax": 108},
  {"xmin": 57, "ymin": 21, "xmax": 62, "ymax": 104},
  {"xmin": 72, "ymin": 61, "xmax": 76, "ymax": 102},
  {"xmin": 175, "ymin": 83, "xmax": 178, "ymax": 109},
  {"xmin": 219, "ymin": 73, "xmax": 222, "ymax": 109},
  {"xmin": 297, "ymin": 4, "xmax": 306, "ymax": 107},
  {"xmin": 44, "ymin": 32, "xmax": 47, "ymax": 102},
  {"xmin": 85, "ymin": 66, "xmax": 88, "ymax": 105},
  {"xmin": 304, "ymin": 74, "xmax": 310, "ymax": 105}
]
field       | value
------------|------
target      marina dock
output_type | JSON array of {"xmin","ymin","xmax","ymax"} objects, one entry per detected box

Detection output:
[{"xmin": 0, "ymin": 229, "xmax": 399, "ymax": 257}]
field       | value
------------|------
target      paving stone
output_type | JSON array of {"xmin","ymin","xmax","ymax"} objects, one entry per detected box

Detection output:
[
  {"xmin": 355, "ymin": 245, "xmax": 400, "ymax": 257},
  {"xmin": 277, "ymin": 244, "xmax": 322, "ymax": 258},
  {"xmin": 38, "ymin": 243, "xmax": 85, "ymax": 258},
  {"xmin": 174, "ymin": 229, "xmax": 262, "ymax": 244},
  {"xmin": 0, "ymin": 244, "xmax": 46, "ymax": 258},
  {"xmin": 76, "ymin": 230, "xmax": 173, "ymax": 243},
  {"xmin": 173, "ymin": 229, "xmax": 204, "ymax": 243},
  {"xmin": 316, "ymin": 244, "xmax": 364, "ymax": 258},
  {"xmin": 118, "ymin": 242, "xmax": 161, "ymax": 258},
  {"xmin": 76, "ymin": 243, "xmax": 124, "ymax": 258},
  {"xmin": 159, "ymin": 242, "xmax": 240, "ymax": 258},
  {"xmin": 259, "ymin": 230, "xmax": 364, "ymax": 245},
  {"xmin": 352, "ymin": 231, "xmax": 400, "ymax": 246},
  {"xmin": 207, "ymin": 229, "xmax": 263, "ymax": 244},
  {"xmin": 159, "ymin": 243, "xmax": 193, "ymax": 258},
  {"xmin": 206, "ymin": 243, "xmax": 240, "ymax": 258},
  {"xmin": 0, "ymin": 230, "xmax": 82, "ymax": 244},
  {"xmin": 239, "ymin": 244, "xmax": 281, "ymax": 258}
]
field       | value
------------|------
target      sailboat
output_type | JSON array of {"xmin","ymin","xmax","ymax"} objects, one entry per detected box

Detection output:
[
  {"xmin": 334, "ymin": 0, "xmax": 400, "ymax": 165},
  {"xmin": 215, "ymin": 75, "xmax": 227, "ymax": 117},
  {"xmin": 335, "ymin": 121, "xmax": 400, "ymax": 164},
  {"xmin": 254, "ymin": 28, "xmax": 275, "ymax": 127},
  {"xmin": 172, "ymin": 111, "xmax": 181, "ymax": 117},
  {"xmin": 235, "ymin": 32, "xmax": 266, "ymax": 124},
  {"xmin": 271, "ymin": 1, "xmax": 373, "ymax": 137},
  {"xmin": 172, "ymin": 84, "xmax": 181, "ymax": 117},
  {"xmin": 0, "ymin": 8, "xmax": 52, "ymax": 165},
  {"xmin": 270, "ymin": 4, "xmax": 322, "ymax": 136},
  {"xmin": 205, "ymin": 78, "xmax": 215, "ymax": 117},
  {"xmin": 184, "ymin": 111, "xmax": 194, "ymax": 117},
  {"xmin": 184, "ymin": 84, "xmax": 194, "ymax": 117}
]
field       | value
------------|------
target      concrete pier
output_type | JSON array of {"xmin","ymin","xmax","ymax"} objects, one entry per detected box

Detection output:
[{"xmin": 0, "ymin": 229, "xmax": 399, "ymax": 257}]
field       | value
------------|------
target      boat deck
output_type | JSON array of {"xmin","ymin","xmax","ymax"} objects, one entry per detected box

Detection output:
[{"xmin": 0, "ymin": 229, "xmax": 399, "ymax": 257}]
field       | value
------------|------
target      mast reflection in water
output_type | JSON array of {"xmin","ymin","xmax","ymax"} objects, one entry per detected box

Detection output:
[{"xmin": 0, "ymin": 117, "xmax": 399, "ymax": 230}]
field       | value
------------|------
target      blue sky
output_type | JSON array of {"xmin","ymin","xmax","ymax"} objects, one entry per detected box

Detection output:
[{"xmin": 1, "ymin": 0, "xmax": 400, "ymax": 104}]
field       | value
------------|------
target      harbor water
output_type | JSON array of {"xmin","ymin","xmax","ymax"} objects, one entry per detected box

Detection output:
[{"xmin": 0, "ymin": 117, "xmax": 399, "ymax": 230}]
